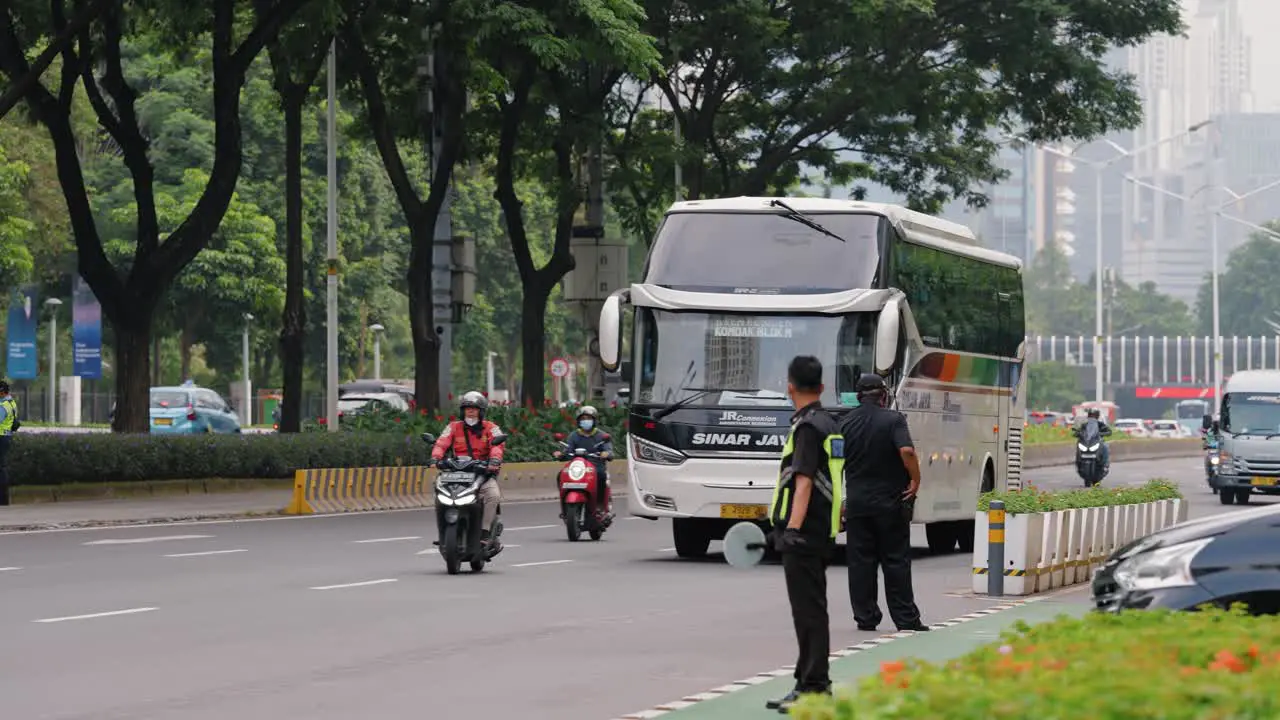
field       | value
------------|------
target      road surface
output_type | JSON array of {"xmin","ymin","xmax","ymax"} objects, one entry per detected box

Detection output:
[{"xmin": 0, "ymin": 456, "xmax": 1251, "ymax": 720}]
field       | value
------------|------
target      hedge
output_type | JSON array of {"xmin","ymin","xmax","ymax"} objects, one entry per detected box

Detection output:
[
  {"xmin": 1022, "ymin": 422, "xmax": 1134, "ymax": 446},
  {"xmin": 790, "ymin": 606, "xmax": 1280, "ymax": 719},
  {"xmin": 10, "ymin": 404, "xmax": 632, "ymax": 485},
  {"xmin": 977, "ymin": 478, "xmax": 1182, "ymax": 514}
]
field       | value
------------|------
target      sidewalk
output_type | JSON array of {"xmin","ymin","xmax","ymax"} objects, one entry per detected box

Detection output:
[
  {"xmin": 0, "ymin": 487, "xmax": 560, "ymax": 531},
  {"xmin": 615, "ymin": 589, "xmax": 1091, "ymax": 720}
]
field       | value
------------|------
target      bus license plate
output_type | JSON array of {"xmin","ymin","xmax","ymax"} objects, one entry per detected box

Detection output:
[
  {"xmin": 720, "ymin": 504, "xmax": 767, "ymax": 520},
  {"xmin": 1251, "ymin": 477, "xmax": 1277, "ymax": 487}
]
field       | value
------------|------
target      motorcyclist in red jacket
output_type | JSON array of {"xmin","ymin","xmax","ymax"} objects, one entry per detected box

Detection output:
[{"xmin": 432, "ymin": 391, "xmax": 506, "ymax": 552}]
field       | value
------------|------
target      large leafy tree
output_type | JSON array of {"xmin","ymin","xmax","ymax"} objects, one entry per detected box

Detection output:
[
  {"xmin": 476, "ymin": 0, "xmax": 659, "ymax": 407},
  {"xmin": 1196, "ymin": 225, "xmax": 1280, "ymax": 337},
  {"xmin": 0, "ymin": 0, "xmax": 310, "ymax": 431},
  {"xmin": 608, "ymin": 0, "xmax": 1183, "ymax": 241}
]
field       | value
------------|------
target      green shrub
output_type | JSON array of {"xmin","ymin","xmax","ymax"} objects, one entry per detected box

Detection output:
[
  {"xmin": 1022, "ymin": 422, "xmax": 1134, "ymax": 445},
  {"xmin": 977, "ymin": 478, "xmax": 1182, "ymax": 514},
  {"xmin": 791, "ymin": 606, "xmax": 1280, "ymax": 719},
  {"xmin": 11, "ymin": 432, "xmax": 437, "ymax": 485}
]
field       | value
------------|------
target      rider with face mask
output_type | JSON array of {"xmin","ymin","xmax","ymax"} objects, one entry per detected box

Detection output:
[
  {"xmin": 554, "ymin": 405, "xmax": 614, "ymax": 518},
  {"xmin": 432, "ymin": 391, "xmax": 506, "ymax": 552}
]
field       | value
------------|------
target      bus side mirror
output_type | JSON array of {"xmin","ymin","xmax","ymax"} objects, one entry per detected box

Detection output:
[
  {"xmin": 1202, "ymin": 413, "xmax": 1213, "ymax": 431},
  {"xmin": 598, "ymin": 291, "xmax": 625, "ymax": 372},
  {"xmin": 874, "ymin": 299, "xmax": 901, "ymax": 375}
]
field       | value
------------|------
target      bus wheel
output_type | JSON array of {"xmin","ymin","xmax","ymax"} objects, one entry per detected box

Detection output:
[
  {"xmin": 672, "ymin": 519, "xmax": 711, "ymax": 559},
  {"xmin": 925, "ymin": 523, "xmax": 959, "ymax": 554}
]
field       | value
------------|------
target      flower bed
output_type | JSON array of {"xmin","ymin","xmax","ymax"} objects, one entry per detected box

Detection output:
[
  {"xmin": 972, "ymin": 479, "xmax": 1186, "ymax": 596},
  {"xmin": 791, "ymin": 606, "xmax": 1280, "ymax": 719}
]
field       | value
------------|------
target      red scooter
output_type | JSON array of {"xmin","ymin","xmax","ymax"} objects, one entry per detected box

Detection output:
[{"xmin": 553, "ymin": 434, "xmax": 614, "ymax": 542}]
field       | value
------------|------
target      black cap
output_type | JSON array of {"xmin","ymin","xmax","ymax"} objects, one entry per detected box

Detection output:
[{"xmin": 855, "ymin": 373, "xmax": 887, "ymax": 392}]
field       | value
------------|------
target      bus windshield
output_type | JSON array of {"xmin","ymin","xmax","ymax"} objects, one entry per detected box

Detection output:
[
  {"xmin": 644, "ymin": 212, "xmax": 882, "ymax": 292},
  {"xmin": 635, "ymin": 309, "xmax": 877, "ymax": 409},
  {"xmin": 1176, "ymin": 401, "xmax": 1209, "ymax": 419},
  {"xmin": 1222, "ymin": 393, "xmax": 1280, "ymax": 435}
]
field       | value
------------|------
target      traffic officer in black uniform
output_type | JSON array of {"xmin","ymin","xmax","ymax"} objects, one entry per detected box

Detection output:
[
  {"xmin": 765, "ymin": 355, "xmax": 845, "ymax": 713},
  {"xmin": 840, "ymin": 372, "xmax": 929, "ymax": 633}
]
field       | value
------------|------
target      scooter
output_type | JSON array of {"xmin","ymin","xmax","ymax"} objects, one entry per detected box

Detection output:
[
  {"xmin": 1073, "ymin": 421, "xmax": 1110, "ymax": 488},
  {"xmin": 421, "ymin": 431, "xmax": 507, "ymax": 575},
  {"xmin": 553, "ymin": 435, "xmax": 613, "ymax": 542}
]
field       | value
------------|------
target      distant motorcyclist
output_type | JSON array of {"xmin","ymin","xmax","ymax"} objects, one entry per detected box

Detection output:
[
  {"xmin": 1072, "ymin": 408, "xmax": 1112, "ymax": 471},
  {"xmin": 432, "ymin": 391, "xmax": 506, "ymax": 552},
  {"xmin": 554, "ymin": 405, "xmax": 615, "ymax": 518}
]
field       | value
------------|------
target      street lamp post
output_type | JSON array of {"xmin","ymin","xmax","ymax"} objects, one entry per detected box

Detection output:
[
  {"xmin": 242, "ymin": 313, "xmax": 254, "ymax": 426},
  {"xmin": 486, "ymin": 351, "xmax": 497, "ymax": 398},
  {"xmin": 44, "ymin": 297, "xmax": 62, "ymax": 424},
  {"xmin": 1123, "ymin": 174, "xmax": 1280, "ymax": 412},
  {"xmin": 1029, "ymin": 121, "xmax": 1212, "ymax": 403},
  {"xmin": 369, "ymin": 323, "xmax": 385, "ymax": 380}
]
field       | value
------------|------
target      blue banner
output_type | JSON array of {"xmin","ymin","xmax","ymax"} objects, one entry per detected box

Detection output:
[
  {"xmin": 72, "ymin": 275, "xmax": 102, "ymax": 379},
  {"xmin": 5, "ymin": 284, "xmax": 38, "ymax": 379}
]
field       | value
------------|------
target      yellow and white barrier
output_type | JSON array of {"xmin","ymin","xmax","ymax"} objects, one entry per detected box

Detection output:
[
  {"xmin": 971, "ymin": 498, "xmax": 1189, "ymax": 595},
  {"xmin": 285, "ymin": 467, "xmax": 435, "ymax": 514},
  {"xmin": 282, "ymin": 462, "xmax": 567, "ymax": 515}
]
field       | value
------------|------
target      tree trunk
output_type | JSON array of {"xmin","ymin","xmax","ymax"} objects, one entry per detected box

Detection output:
[
  {"xmin": 111, "ymin": 314, "xmax": 152, "ymax": 433},
  {"xmin": 520, "ymin": 276, "xmax": 555, "ymax": 407},
  {"xmin": 278, "ymin": 93, "xmax": 307, "ymax": 433},
  {"xmin": 408, "ymin": 223, "xmax": 441, "ymax": 412}
]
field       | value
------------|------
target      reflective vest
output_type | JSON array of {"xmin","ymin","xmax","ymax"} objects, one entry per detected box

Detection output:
[
  {"xmin": 0, "ymin": 397, "xmax": 16, "ymax": 435},
  {"xmin": 769, "ymin": 407, "xmax": 845, "ymax": 539}
]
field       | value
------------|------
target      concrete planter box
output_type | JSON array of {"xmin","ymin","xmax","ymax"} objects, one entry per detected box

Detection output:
[{"xmin": 971, "ymin": 498, "xmax": 1190, "ymax": 596}]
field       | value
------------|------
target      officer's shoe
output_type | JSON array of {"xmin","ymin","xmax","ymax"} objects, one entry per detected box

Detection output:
[
  {"xmin": 897, "ymin": 622, "xmax": 931, "ymax": 632},
  {"xmin": 776, "ymin": 688, "xmax": 831, "ymax": 713},
  {"xmin": 765, "ymin": 690, "xmax": 798, "ymax": 710}
]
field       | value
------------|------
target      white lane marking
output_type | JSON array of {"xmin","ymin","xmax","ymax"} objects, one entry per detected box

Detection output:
[
  {"xmin": 0, "ymin": 566, "xmax": 22, "ymax": 571},
  {"xmin": 513, "ymin": 559, "xmax": 573, "ymax": 568},
  {"xmin": 34, "ymin": 607, "xmax": 157, "ymax": 623},
  {"xmin": 658, "ymin": 547, "xmax": 676, "ymax": 552},
  {"xmin": 310, "ymin": 578, "xmax": 399, "ymax": 591},
  {"xmin": 83, "ymin": 534, "xmax": 213, "ymax": 546},
  {"xmin": 507, "ymin": 524, "xmax": 558, "ymax": 531},
  {"xmin": 164, "ymin": 549, "xmax": 248, "ymax": 558},
  {"xmin": 353, "ymin": 536, "xmax": 422, "ymax": 544}
]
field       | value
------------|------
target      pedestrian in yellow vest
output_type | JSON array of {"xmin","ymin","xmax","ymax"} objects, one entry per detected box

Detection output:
[
  {"xmin": 0, "ymin": 380, "xmax": 19, "ymax": 506},
  {"xmin": 765, "ymin": 356, "xmax": 844, "ymax": 714}
]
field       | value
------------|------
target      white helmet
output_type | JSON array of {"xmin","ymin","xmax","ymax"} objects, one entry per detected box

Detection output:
[{"xmin": 459, "ymin": 390, "xmax": 488, "ymax": 418}]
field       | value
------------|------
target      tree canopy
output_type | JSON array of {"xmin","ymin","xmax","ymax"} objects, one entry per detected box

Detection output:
[
  {"xmin": 0, "ymin": 0, "xmax": 1192, "ymax": 428},
  {"xmin": 1195, "ymin": 223, "xmax": 1280, "ymax": 338}
]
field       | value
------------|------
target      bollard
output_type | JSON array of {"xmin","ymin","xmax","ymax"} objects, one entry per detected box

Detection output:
[{"xmin": 988, "ymin": 500, "xmax": 1005, "ymax": 597}]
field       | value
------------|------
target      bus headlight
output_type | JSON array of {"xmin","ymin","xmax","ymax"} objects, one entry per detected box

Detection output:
[{"xmin": 631, "ymin": 435, "xmax": 686, "ymax": 466}]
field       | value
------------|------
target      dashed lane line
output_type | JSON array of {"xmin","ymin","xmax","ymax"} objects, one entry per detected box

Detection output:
[{"xmin": 33, "ymin": 607, "xmax": 158, "ymax": 624}]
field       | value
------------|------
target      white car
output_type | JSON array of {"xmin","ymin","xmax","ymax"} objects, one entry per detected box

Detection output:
[
  {"xmin": 1149, "ymin": 420, "xmax": 1181, "ymax": 438},
  {"xmin": 1114, "ymin": 418, "xmax": 1149, "ymax": 438}
]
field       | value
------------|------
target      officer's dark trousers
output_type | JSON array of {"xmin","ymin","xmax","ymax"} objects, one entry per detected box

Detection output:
[
  {"xmin": 846, "ymin": 512, "xmax": 922, "ymax": 628},
  {"xmin": 782, "ymin": 545, "xmax": 831, "ymax": 693},
  {"xmin": 0, "ymin": 435, "xmax": 11, "ymax": 506}
]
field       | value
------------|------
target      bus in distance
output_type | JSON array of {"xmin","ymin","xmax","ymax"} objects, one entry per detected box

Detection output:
[{"xmin": 596, "ymin": 197, "xmax": 1027, "ymax": 558}]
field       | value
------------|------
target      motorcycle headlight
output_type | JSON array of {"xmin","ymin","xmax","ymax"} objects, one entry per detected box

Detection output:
[
  {"xmin": 1113, "ymin": 537, "xmax": 1212, "ymax": 591},
  {"xmin": 1077, "ymin": 443, "xmax": 1087, "ymax": 451},
  {"xmin": 453, "ymin": 493, "xmax": 477, "ymax": 505},
  {"xmin": 1088, "ymin": 443, "xmax": 1100, "ymax": 452},
  {"xmin": 1210, "ymin": 456, "xmax": 1220, "ymax": 465},
  {"xmin": 568, "ymin": 460, "xmax": 588, "ymax": 481}
]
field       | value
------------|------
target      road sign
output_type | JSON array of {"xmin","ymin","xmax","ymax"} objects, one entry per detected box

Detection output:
[{"xmin": 550, "ymin": 357, "xmax": 570, "ymax": 378}]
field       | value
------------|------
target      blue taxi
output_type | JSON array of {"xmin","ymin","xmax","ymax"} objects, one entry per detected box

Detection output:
[{"xmin": 149, "ymin": 382, "xmax": 242, "ymax": 434}]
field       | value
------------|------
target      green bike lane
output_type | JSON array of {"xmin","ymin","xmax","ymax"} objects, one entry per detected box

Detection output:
[{"xmin": 613, "ymin": 590, "xmax": 1091, "ymax": 720}]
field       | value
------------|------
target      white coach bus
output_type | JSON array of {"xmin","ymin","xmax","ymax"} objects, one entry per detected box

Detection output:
[{"xmin": 597, "ymin": 197, "xmax": 1027, "ymax": 558}]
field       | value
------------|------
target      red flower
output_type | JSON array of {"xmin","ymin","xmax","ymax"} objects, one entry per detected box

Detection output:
[
  {"xmin": 448, "ymin": 393, "xmax": 454, "ymax": 401},
  {"xmin": 317, "ymin": 417, "xmax": 327, "ymax": 425},
  {"xmin": 449, "ymin": 415, "xmax": 457, "ymax": 421},
  {"xmin": 543, "ymin": 423, "xmax": 553, "ymax": 429},
  {"xmin": 393, "ymin": 417, "xmax": 401, "ymax": 423},
  {"xmin": 435, "ymin": 415, "xmax": 444, "ymax": 422}
]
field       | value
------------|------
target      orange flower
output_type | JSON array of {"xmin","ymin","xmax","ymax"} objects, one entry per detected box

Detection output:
[
  {"xmin": 880, "ymin": 660, "xmax": 906, "ymax": 674},
  {"xmin": 1248, "ymin": 645, "xmax": 1260, "ymax": 660},
  {"xmin": 1208, "ymin": 650, "xmax": 1247, "ymax": 673},
  {"xmin": 1180, "ymin": 666, "xmax": 1202, "ymax": 677}
]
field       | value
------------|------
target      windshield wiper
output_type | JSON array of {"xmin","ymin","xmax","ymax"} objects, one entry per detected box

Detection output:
[
  {"xmin": 768, "ymin": 199, "xmax": 846, "ymax": 243},
  {"xmin": 651, "ymin": 387, "xmax": 763, "ymax": 420}
]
